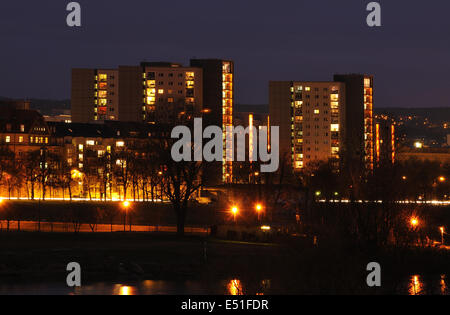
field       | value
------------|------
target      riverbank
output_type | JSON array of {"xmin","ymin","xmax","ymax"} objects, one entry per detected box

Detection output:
[{"xmin": 1, "ymin": 232, "xmax": 450, "ymax": 294}]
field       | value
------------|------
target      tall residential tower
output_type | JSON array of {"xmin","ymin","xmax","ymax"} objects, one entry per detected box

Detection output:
[{"xmin": 269, "ymin": 74, "xmax": 374, "ymax": 173}]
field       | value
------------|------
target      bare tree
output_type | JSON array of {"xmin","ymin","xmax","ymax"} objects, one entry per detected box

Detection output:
[{"xmin": 159, "ymin": 139, "xmax": 204, "ymax": 236}]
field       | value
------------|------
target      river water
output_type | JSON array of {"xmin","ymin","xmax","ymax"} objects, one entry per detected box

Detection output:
[{"xmin": 0, "ymin": 275, "xmax": 447, "ymax": 295}]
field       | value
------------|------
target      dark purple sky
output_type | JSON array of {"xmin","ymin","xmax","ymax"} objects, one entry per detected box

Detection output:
[{"xmin": 1, "ymin": 0, "xmax": 450, "ymax": 108}]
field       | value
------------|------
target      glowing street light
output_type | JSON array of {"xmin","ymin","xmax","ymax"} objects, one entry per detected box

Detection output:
[
  {"xmin": 410, "ymin": 217, "xmax": 419, "ymax": 228},
  {"xmin": 255, "ymin": 203, "xmax": 263, "ymax": 221},
  {"xmin": 231, "ymin": 206, "xmax": 238, "ymax": 223},
  {"xmin": 122, "ymin": 201, "xmax": 131, "ymax": 231},
  {"xmin": 438, "ymin": 176, "xmax": 446, "ymax": 183}
]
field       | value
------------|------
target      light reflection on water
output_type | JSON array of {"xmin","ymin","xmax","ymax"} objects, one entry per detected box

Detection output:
[
  {"xmin": 406, "ymin": 274, "xmax": 448, "ymax": 295},
  {"xmin": 409, "ymin": 275, "xmax": 423, "ymax": 295},
  {"xmin": 72, "ymin": 279, "xmax": 271, "ymax": 295},
  {"xmin": 0, "ymin": 275, "xmax": 447, "ymax": 295},
  {"xmin": 0, "ymin": 279, "xmax": 272, "ymax": 295}
]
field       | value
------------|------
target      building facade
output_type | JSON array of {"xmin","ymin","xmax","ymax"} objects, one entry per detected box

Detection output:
[
  {"xmin": 189, "ymin": 59, "xmax": 234, "ymax": 183},
  {"xmin": 72, "ymin": 59, "xmax": 234, "ymax": 183},
  {"xmin": 269, "ymin": 80, "xmax": 346, "ymax": 171},
  {"xmin": 269, "ymin": 74, "xmax": 376, "ymax": 173}
]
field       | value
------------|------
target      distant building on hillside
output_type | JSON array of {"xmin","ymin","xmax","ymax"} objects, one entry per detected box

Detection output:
[{"xmin": 0, "ymin": 99, "xmax": 31, "ymax": 110}]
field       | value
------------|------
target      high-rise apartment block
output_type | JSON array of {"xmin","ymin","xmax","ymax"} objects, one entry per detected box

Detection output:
[
  {"xmin": 71, "ymin": 59, "xmax": 234, "ymax": 182},
  {"xmin": 269, "ymin": 74, "xmax": 376, "ymax": 173},
  {"xmin": 334, "ymin": 74, "xmax": 374, "ymax": 172},
  {"xmin": 190, "ymin": 59, "xmax": 234, "ymax": 183}
]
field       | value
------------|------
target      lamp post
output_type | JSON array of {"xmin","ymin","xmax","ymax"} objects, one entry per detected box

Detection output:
[
  {"xmin": 255, "ymin": 203, "xmax": 263, "ymax": 222},
  {"xmin": 231, "ymin": 206, "xmax": 238, "ymax": 224},
  {"xmin": 122, "ymin": 201, "xmax": 130, "ymax": 231},
  {"xmin": 410, "ymin": 217, "xmax": 419, "ymax": 229}
]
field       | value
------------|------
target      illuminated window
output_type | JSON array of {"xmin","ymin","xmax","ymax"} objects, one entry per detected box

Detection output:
[
  {"xmin": 116, "ymin": 159, "xmax": 126, "ymax": 167},
  {"xmin": 305, "ymin": 87, "xmax": 311, "ymax": 91},
  {"xmin": 86, "ymin": 140, "xmax": 95, "ymax": 146},
  {"xmin": 98, "ymin": 90, "xmax": 107, "ymax": 98},
  {"xmin": 314, "ymin": 109, "xmax": 320, "ymax": 114},
  {"xmin": 5, "ymin": 136, "xmax": 10, "ymax": 143},
  {"xmin": 19, "ymin": 136, "xmax": 23, "ymax": 143},
  {"xmin": 20, "ymin": 124, "xmax": 25, "ymax": 132},
  {"xmin": 331, "ymin": 124, "xmax": 340, "ymax": 132},
  {"xmin": 116, "ymin": 141, "xmax": 124, "ymax": 147},
  {"xmin": 364, "ymin": 78, "xmax": 371, "ymax": 88},
  {"xmin": 330, "ymin": 94, "xmax": 339, "ymax": 101},
  {"xmin": 158, "ymin": 89, "xmax": 164, "ymax": 94},
  {"xmin": 168, "ymin": 98, "xmax": 174, "ymax": 103},
  {"xmin": 97, "ymin": 150, "xmax": 105, "ymax": 157},
  {"xmin": 99, "ymin": 74, "xmax": 107, "ymax": 81},
  {"xmin": 78, "ymin": 144, "xmax": 84, "ymax": 151}
]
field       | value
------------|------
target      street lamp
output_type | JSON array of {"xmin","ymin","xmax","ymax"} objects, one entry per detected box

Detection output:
[
  {"xmin": 231, "ymin": 206, "xmax": 238, "ymax": 223},
  {"xmin": 410, "ymin": 217, "xmax": 419, "ymax": 228},
  {"xmin": 440, "ymin": 226, "xmax": 445, "ymax": 245},
  {"xmin": 122, "ymin": 201, "xmax": 131, "ymax": 231},
  {"xmin": 439, "ymin": 176, "xmax": 446, "ymax": 183},
  {"xmin": 255, "ymin": 203, "xmax": 263, "ymax": 221}
]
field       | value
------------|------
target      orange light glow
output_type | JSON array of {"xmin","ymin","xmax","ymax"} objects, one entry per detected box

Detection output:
[
  {"xmin": 439, "ymin": 176, "xmax": 446, "ymax": 183},
  {"xmin": 231, "ymin": 206, "xmax": 238, "ymax": 215},
  {"xmin": 410, "ymin": 217, "xmax": 419, "ymax": 228},
  {"xmin": 122, "ymin": 201, "xmax": 130, "ymax": 208},
  {"xmin": 255, "ymin": 204, "xmax": 262, "ymax": 212},
  {"xmin": 227, "ymin": 279, "xmax": 243, "ymax": 295},
  {"xmin": 119, "ymin": 285, "xmax": 135, "ymax": 295},
  {"xmin": 409, "ymin": 275, "xmax": 423, "ymax": 295}
]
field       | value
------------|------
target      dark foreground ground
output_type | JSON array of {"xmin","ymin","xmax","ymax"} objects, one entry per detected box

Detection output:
[{"xmin": 1, "ymin": 232, "xmax": 450, "ymax": 294}]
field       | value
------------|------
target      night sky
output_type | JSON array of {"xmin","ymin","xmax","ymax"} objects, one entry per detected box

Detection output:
[{"xmin": 1, "ymin": 0, "xmax": 450, "ymax": 108}]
